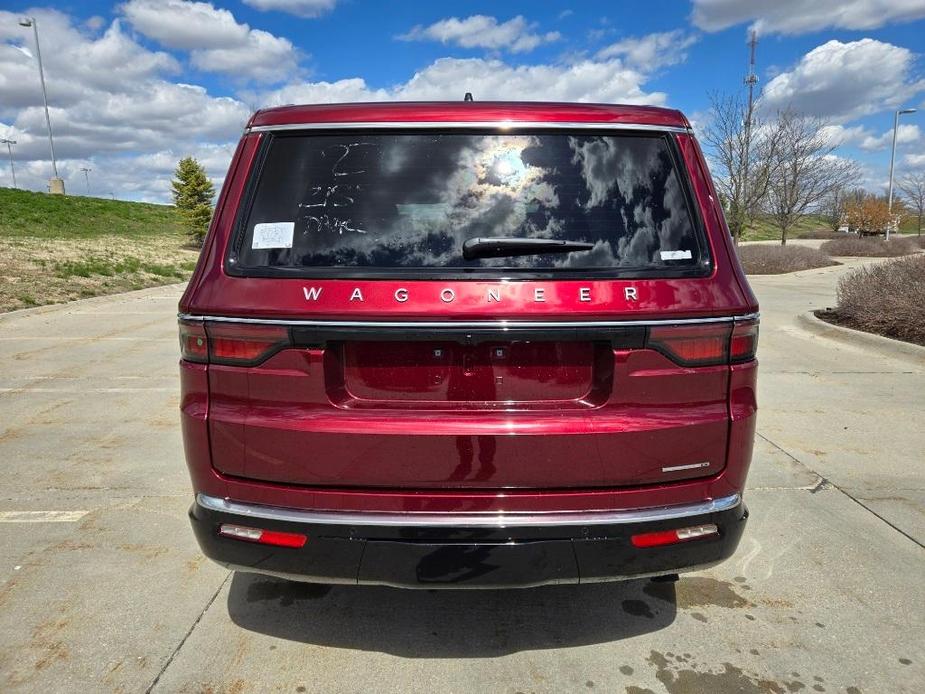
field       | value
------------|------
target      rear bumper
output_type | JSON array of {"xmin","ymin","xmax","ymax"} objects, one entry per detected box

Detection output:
[{"xmin": 190, "ymin": 493, "xmax": 747, "ymax": 588}]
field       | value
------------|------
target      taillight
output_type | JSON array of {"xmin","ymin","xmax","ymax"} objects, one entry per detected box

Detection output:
[
  {"xmin": 730, "ymin": 320, "xmax": 759, "ymax": 363},
  {"xmin": 219, "ymin": 524, "xmax": 307, "ymax": 548},
  {"xmin": 646, "ymin": 319, "xmax": 758, "ymax": 367},
  {"xmin": 177, "ymin": 320, "xmax": 290, "ymax": 366},
  {"xmin": 647, "ymin": 323, "xmax": 730, "ymax": 367},
  {"xmin": 206, "ymin": 322, "xmax": 290, "ymax": 365},
  {"xmin": 179, "ymin": 320, "xmax": 208, "ymax": 363},
  {"xmin": 631, "ymin": 523, "xmax": 719, "ymax": 548}
]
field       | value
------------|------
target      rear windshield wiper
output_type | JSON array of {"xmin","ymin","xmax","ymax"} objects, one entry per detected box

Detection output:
[{"xmin": 462, "ymin": 237, "xmax": 594, "ymax": 260}]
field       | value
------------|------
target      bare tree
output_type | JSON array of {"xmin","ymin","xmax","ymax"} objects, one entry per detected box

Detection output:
[
  {"xmin": 701, "ymin": 92, "xmax": 782, "ymax": 244},
  {"xmin": 763, "ymin": 109, "xmax": 861, "ymax": 245},
  {"xmin": 821, "ymin": 186, "xmax": 850, "ymax": 232},
  {"xmin": 898, "ymin": 172, "xmax": 925, "ymax": 235}
]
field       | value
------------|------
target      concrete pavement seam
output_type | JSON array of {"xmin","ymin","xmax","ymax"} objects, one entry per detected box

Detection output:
[
  {"xmin": 756, "ymin": 432, "xmax": 925, "ymax": 550},
  {"xmin": 144, "ymin": 571, "xmax": 231, "ymax": 694}
]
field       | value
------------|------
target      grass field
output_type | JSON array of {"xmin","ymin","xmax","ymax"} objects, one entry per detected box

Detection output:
[
  {"xmin": 0, "ymin": 187, "xmax": 200, "ymax": 312},
  {"xmin": 741, "ymin": 214, "xmax": 830, "ymax": 241},
  {"xmin": 742, "ymin": 213, "xmax": 922, "ymax": 242}
]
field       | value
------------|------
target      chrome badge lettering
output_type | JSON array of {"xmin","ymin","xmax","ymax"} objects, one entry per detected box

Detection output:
[{"xmin": 301, "ymin": 285, "xmax": 635, "ymax": 304}]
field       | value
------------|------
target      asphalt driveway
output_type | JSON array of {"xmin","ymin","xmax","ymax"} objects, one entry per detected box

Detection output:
[{"xmin": 0, "ymin": 260, "xmax": 922, "ymax": 693}]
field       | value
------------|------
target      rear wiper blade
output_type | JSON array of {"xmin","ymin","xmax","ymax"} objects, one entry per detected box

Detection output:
[{"xmin": 462, "ymin": 237, "xmax": 594, "ymax": 260}]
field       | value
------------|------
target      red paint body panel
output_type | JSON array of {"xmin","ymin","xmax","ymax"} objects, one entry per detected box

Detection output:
[{"xmin": 179, "ymin": 102, "xmax": 758, "ymax": 522}]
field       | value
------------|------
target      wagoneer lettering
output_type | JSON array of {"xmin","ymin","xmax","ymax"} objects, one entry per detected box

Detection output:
[{"xmin": 181, "ymin": 101, "xmax": 758, "ymax": 588}]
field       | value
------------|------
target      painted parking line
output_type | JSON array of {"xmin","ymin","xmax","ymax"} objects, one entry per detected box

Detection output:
[{"xmin": 0, "ymin": 510, "xmax": 88, "ymax": 523}]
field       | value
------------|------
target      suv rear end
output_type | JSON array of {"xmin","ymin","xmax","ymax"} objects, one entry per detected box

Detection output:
[{"xmin": 180, "ymin": 101, "xmax": 758, "ymax": 588}]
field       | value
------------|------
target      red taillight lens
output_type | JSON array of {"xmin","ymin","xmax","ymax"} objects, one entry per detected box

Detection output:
[
  {"xmin": 630, "ymin": 523, "xmax": 719, "ymax": 548},
  {"xmin": 647, "ymin": 319, "xmax": 759, "ymax": 367},
  {"xmin": 219, "ymin": 524, "xmax": 307, "ymax": 548},
  {"xmin": 177, "ymin": 320, "xmax": 290, "ymax": 366},
  {"xmin": 730, "ymin": 320, "xmax": 759, "ymax": 363},
  {"xmin": 178, "ymin": 320, "xmax": 208, "ymax": 363},
  {"xmin": 647, "ymin": 324, "xmax": 730, "ymax": 366},
  {"xmin": 207, "ymin": 323, "xmax": 289, "ymax": 365}
]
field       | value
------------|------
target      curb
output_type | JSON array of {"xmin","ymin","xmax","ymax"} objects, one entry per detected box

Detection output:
[
  {"xmin": 0, "ymin": 282, "xmax": 187, "ymax": 323},
  {"xmin": 796, "ymin": 311, "xmax": 925, "ymax": 365}
]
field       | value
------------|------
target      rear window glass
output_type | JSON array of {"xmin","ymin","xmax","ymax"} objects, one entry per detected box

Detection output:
[{"xmin": 232, "ymin": 131, "xmax": 708, "ymax": 276}]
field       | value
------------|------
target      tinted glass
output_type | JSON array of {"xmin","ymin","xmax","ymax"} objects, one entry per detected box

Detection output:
[{"xmin": 234, "ymin": 132, "xmax": 706, "ymax": 274}]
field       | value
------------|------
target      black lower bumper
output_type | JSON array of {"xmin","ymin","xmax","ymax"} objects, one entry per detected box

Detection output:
[{"xmin": 190, "ymin": 497, "xmax": 747, "ymax": 589}]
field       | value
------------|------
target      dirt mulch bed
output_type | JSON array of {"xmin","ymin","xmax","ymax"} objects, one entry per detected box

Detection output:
[
  {"xmin": 0, "ymin": 236, "xmax": 199, "ymax": 312},
  {"xmin": 737, "ymin": 244, "xmax": 839, "ymax": 275},
  {"xmin": 819, "ymin": 236, "xmax": 917, "ymax": 257},
  {"xmin": 816, "ymin": 255, "xmax": 925, "ymax": 347}
]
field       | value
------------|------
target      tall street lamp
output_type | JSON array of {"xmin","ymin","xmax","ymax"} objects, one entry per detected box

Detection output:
[
  {"xmin": 18, "ymin": 17, "xmax": 64, "ymax": 195},
  {"xmin": 1, "ymin": 138, "xmax": 16, "ymax": 188},
  {"xmin": 886, "ymin": 107, "xmax": 917, "ymax": 240}
]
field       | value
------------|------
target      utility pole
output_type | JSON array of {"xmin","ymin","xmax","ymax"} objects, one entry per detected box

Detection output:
[
  {"xmin": 886, "ymin": 108, "xmax": 917, "ymax": 240},
  {"xmin": 740, "ymin": 30, "xmax": 759, "ymax": 242},
  {"xmin": 80, "ymin": 167, "xmax": 92, "ymax": 195},
  {"xmin": 1, "ymin": 138, "xmax": 16, "ymax": 188},
  {"xmin": 19, "ymin": 17, "xmax": 64, "ymax": 194}
]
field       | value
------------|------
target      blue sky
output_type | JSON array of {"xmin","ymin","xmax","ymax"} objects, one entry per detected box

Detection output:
[{"xmin": 1, "ymin": 0, "xmax": 923, "ymax": 201}]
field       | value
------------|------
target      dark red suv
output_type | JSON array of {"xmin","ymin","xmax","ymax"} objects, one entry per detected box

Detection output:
[{"xmin": 179, "ymin": 101, "xmax": 758, "ymax": 588}]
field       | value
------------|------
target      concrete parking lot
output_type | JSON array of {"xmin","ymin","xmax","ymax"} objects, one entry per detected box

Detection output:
[{"xmin": 0, "ymin": 259, "xmax": 923, "ymax": 693}]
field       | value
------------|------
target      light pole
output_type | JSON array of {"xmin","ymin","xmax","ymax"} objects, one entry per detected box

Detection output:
[
  {"xmin": 0, "ymin": 138, "xmax": 15, "ymax": 188},
  {"xmin": 18, "ymin": 17, "xmax": 64, "ymax": 194},
  {"xmin": 886, "ymin": 107, "xmax": 917, "ymax": 240},
  {"xmin": 80, "ymin": 167, "xmax": 91, "ymax": 194}
]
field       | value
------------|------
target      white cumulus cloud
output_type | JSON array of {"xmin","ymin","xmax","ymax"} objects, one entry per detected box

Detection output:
[
  {"xmin": 121, "ymin": 0, "xmax": 297, "ymax": 81},
  {"xmin": 242, "ymin": 0, "xmax": 338, "ymax": 18},
  {"xmin": 692, "ymin": 0, "xmax": 925, "ymax": 35},
  {"xmin": 597, "ymin": 30, "xmax": 699, "ymax": 70},
  {"xmin": 399, "ymin": 15, "xmax": 560, "ymax": 54},
  {"xmin": 0, "ymin": 9, "xmax": 249, "ymax": 200},
  {"xmin": 252, "ymin": 56, "xmax": 667, "ymax": 107},
  {"xmin": 760, "ymin": 39, "xmax": 925, "ymax": 122}
]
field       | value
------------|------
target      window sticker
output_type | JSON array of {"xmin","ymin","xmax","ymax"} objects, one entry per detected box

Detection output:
[
  {"xmin": 660, "ymin": 249, "xmax": 693, "ymax": 260},
  {"xmin": 252, "ymin": 222, "xmax": 294, "ymax": 249}
]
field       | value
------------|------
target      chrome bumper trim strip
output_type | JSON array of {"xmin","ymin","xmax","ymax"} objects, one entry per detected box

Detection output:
[
  {"xmin": 196, "ymin": 492, "xmax": 742, "ymax": 529},
  {"xmin": 178, "ymin": 313, "xmax": 760, "ymax": 329}
]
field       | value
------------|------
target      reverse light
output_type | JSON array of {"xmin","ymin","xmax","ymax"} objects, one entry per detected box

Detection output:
[
  {"xmin": 630, "ymin": 523, "xmax": 719, "ymax": 548},
  {"xmin": 178, "ymin": 320, "xmax": 208, "ymax": 363},
  {"xmin": 219, "ymin": 524, "xmax": 307, "ymax": 548}
]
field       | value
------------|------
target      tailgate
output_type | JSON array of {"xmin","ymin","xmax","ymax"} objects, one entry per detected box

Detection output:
[{"xmin": 206, "ymin": 321, "xmax": 732, "ymax": 489}]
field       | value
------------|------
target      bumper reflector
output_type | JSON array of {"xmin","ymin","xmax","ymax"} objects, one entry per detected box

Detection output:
[
  {"xmin": 219, "ymin": 524, "xmax": 307, "ymax": 548},
  {"xmin": 630, "ymin": 523, "xmax": 719, "ymax": 548}
]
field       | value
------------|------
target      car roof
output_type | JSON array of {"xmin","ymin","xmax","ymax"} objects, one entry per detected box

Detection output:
[{"xmin": 247, "ymin": 101, "xmax": 690, "ymax": 130}]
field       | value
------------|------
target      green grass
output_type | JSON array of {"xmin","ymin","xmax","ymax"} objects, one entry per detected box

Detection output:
[
  {"xmin": 0, "ymin": 186, "xmax": 201, "ymax": 312},
  {"xmin": 0, "ymin": 187, "xmax": 186, "ymax": 240},
  {"xmin": 741, "ymin": 214, "xmax": 829, "ymax": 242},
  {"xmin": 52, "ymin": 255, "xmax": 192, "ymax": 280}
]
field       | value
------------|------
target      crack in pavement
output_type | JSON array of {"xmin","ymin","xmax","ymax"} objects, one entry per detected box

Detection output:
[
  {"xmin": 144, "ymin": 571, "xmax": 231, "ymax": 694},
  {"xmin": 756, "ymin": 432, "xmax": 924, "ymax": 550}
]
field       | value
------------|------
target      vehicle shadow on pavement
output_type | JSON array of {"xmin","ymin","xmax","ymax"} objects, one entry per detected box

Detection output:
[{"xmin": 226, "ymin": 572, "xmax": 677, "ymax": 657}]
